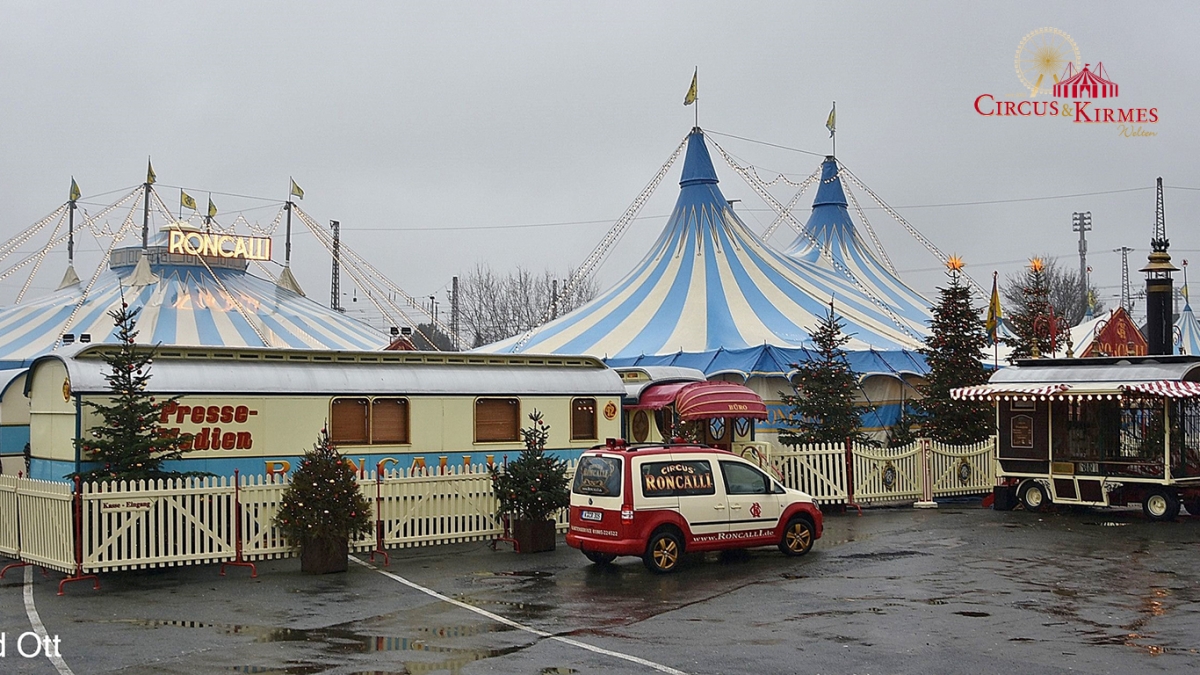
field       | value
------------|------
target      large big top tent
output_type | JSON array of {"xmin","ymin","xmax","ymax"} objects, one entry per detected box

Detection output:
[
  {"xmin": 0, "ymin": 227, "xmax": 387, "ymax": 369},
  {"xmin": 481, "ymin": 128, "xmax": 934, "ymax": 438}
]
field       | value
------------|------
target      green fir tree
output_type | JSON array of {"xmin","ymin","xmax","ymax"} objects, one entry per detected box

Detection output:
[
  {"xmin": 778, "ymin": 304, "xmax": 877, "ymax": 448},
  {"xmin": 71, "ymin": 304, "xmax": 197, "ymax": 482},
  {"xmin": 1002, "ymin": 258, "xmax": 1054, "ymax": 360},
  {"xmin": 274, "ymin": 429, "xmax": 373, "ymax": 543},
  {"xmin": 491, "ymin": 410, "xmax": 570, "ymax": 521},
  {"xmin": 915, "ymin": 264, "xmax": 993, "ymax": 444}
]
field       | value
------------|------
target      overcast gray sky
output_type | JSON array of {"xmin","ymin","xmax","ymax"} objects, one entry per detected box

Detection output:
[{"xmin": 2, "ymin": 1, "xmax": 1197, "ymax": 328}]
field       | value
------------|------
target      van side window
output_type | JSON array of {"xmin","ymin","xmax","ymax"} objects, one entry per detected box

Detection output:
[
  {"xmin": 641, "ymin": 460, "xmax": 715, "ymax": 497},
  {"xmin": 476, "ymin": 398, "xmax": 520, "ymax": 442},
  {"xmin": 720, "ymin": 461, "xmax": 770, "ymax": 495},
  {"xmin": 573, "ymin": 456, "xmax": 622, "ymax": 496}
]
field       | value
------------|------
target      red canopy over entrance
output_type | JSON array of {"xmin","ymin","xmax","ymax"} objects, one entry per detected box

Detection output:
[
  {"xmin": 625, "ymin": 381, "xmax": 694, "ymax": 411},
  {"xmin": 675, "ymin": 381, "xmax": 768, "ymax": 421}
]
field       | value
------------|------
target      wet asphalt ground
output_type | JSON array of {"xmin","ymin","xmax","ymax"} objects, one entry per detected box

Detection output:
[{"xmin": 3, "ymin": 501, "xmax": 1199, "ymax": 675}]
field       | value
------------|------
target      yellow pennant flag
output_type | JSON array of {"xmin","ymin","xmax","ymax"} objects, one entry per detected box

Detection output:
[
  {"xmin": 207, "ymin": 196, "xmax": 218, "ymax": 218},
  {"xmin": 146, "ymin": 159, "xmax": 156, "ymax": 185},
  {"xmin": 69, "ymin": 177, "xmax": 81, "ymax": 202},
  {"xmin": 985, "ymin": 271, "xmax": 1002, "ymax": 345},
  {"xmin": 825, "ymin": 103, "xmax": 836, "ymax": 137},
  {"xmin": 290, "ymin": 178, "xmax": 304, "ymax": 200},
  {"xmin": 180, "ymin": 190, "xmax": 197, "ymax": 211},
  {"xmin": 683, "ymin": 70, "xmax": 697, "ymax": 106}
]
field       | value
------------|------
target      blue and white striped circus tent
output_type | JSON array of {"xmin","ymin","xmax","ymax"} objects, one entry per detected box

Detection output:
[
  {"xmin": 1177, "ymin": 302, "xmax": 1200, "ymax": 356},
  {"xmin": 481, "ymin": 128, "xmax": 932, "ymax": 439},
  {"xmin": 0, "ymin": 228, "xmax": 386, "ymax": 369},
  {"xmin": 783, "ymin": 158, "xmax": 933, "ymax": 330}
]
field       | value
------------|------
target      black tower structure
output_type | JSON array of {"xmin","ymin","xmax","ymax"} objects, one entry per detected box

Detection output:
[{"xmin": 1141, "ymin": 177, "xmax": 1177, "ymax": 355}]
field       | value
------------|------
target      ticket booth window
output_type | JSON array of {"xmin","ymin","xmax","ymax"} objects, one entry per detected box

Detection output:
[{"xmin": 476, "ymin": 398, "xmax": 520, "ymax": 442}]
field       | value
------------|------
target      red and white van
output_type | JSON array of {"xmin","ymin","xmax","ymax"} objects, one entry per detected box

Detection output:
[{"xmin": 566, "ymin": 441, "xmax": 823, "ymax": 573}]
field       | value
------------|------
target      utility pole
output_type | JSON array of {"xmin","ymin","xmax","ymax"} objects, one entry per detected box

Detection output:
[
  {"xmin": 451, "ymin": 276, "xmax": 460, "ymax": 351},
  {"xmin": 1072, "ymin": 212, "xmax": 1091, "ymax": 286},
  {"xmin": 1115, "ymin": 246, "xmax": 1134, "ymax": 310},
  {"xmin": 330, "ymin": 220, "xmax": 343, "ymax": 312}
]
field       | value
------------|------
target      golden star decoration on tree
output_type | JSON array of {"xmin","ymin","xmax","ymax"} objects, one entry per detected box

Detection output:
[
  {"xmin": 1029, "ymin": 257, "xmax": 1045, "ymax": 273},
  {"xmin": 946, "ymin": 255, "xmax": 965, "ymax": 273}
]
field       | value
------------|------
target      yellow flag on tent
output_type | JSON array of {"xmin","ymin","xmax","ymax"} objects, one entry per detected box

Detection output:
[
  {"xmin": 826, "ymin": 103, "xmax": 836, "ymax": 137},
  {"xmin": 207, "ymin": 196, "xmax": 218, "ymax": 218},
  {"xmin": 146, "ymin": 160, "xmax": 156, "ymax": 185},
  {"xmin": 180, "ymin": 190, "xmax": 197, "ymax": 211},
  {"xmin": 985, "ymin": 271, "xmax": 1002, "ymax": 345},
  {"xmin": 69, "ymin": 177, "xmax": 81, "ymax": 202},
  {"xmin": 290, "ymin": 178, "xmax": 304, "ymax": 200},
  {"xmin": 683, "ymin": 70, "xmax": 697, "ymax": 106}
]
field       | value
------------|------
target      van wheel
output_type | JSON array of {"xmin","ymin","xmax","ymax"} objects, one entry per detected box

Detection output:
[
  {"xmin": 643, "ymin": 531, "xmax": 682, "ymax": 573},
  {"xmin": 1142, "ymin": 488, "xmax": 1180, "ymax": 522},
  {"xmin": 583, "ymin": 549, "xmax": 616, "ymax": 565},
  {"xmin": 1020, "ymin": 481, "xmax": 1048, "ymax": 512},
  {"xmin": 778, "ymin": 517, "xmax": 814, "ymax": 556}
]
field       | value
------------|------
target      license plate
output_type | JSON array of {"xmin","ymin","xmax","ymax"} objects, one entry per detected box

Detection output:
[{"xmin": 581, "ymin": 510, "xmax": 603, "ymax": 522}]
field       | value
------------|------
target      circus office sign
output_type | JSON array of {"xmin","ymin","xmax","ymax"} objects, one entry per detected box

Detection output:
[
  {"xmin": 168, "ymin": 228, "xmax": 273, "ymax": 261},
  {"xmin": 972, "ymin": 27, "xmax": 1159, "ymax": 137}
]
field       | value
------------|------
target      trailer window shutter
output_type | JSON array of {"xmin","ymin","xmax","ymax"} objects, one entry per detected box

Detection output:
[
  {"xmin": 372, "ymin": 398, "xmax": 409, "ymax": 444},
  {"xmin": 571, "ymin": 398, "xmax": 597, "ymax": 440},
  {"xmin": 330, "ymin": 398, "xmax": 368, "ymax": 445},
  {"xmin": 476, "ymin": 398, "xmax": 519, "ymax": 442}
]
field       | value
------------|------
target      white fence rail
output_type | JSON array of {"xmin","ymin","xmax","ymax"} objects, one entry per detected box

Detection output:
[
  {"xmin": 0, "ymin": 443, "xmax": 994, "ymax": 577},
  {"xmin": 773, "ymin": 437, "xmax": 997, "ymax": 506}
]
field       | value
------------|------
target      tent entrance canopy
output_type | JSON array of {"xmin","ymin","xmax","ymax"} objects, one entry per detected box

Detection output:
[{"xmin": 626, "ymin": 380, "xmax": 767, "ymax": 421}]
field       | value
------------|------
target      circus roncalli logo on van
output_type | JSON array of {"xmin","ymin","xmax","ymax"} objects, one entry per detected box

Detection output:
[{"xmin": 972, "ymin": 27, "xmax": 1158, "ymax": 137}]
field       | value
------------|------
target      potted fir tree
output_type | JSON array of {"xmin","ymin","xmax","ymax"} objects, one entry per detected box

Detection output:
[
  {"xmin": 274, "ymin": 429, "xmax": 372, "ymax": 573},
  {"xmin": 491, "ymin": 410, "xmax": 570, "ymax": 553}
]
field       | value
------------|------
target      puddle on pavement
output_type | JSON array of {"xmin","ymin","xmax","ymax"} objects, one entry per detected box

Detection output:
[
  {"xmin": 954, "ymin": 611, "xmax": 991, "ymax": 617},
  {"xmin": 1052, "ymin": 588, "xmax": 1079, "ymax": 597},
  {"xmin": 541, "ymin": 669, "xmax": 578, "ymax": 675},
  {"xmin": 833, "ymin": 550, "xmax": 927, "ymax": 562},
  {"xmin": 124, "ymin": 617, "xmax": 529, "ymax": 672}
]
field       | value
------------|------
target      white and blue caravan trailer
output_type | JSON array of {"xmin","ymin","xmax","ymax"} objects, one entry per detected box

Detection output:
[{"xmin": 23, "ymin": 344, "xmax": 624, "ymax": 481}]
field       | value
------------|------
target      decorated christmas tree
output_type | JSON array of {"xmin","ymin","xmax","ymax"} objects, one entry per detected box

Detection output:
[
  {"xmin": 70, "ymin": 303, "xmax": 196, "ymax": 482},
  {"xmin": 778, "ymin": 303, "xmax": 877, "ymax": 448},
  {"xmin": 915, "ymin": 258, "xmax": 993, "ymax": 444},
  {"xmin": 1002, "ymin": 258, "xmax": 1054, "ymax": 360},
  {"xmin": 274, "ymin": 429, "xmax": 372, "ymax": 543},
  {"xmin": 491, "ymin": 410, "xmax": 570, "ymax": 522}
]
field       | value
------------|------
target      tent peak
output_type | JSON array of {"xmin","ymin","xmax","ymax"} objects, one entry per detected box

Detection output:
[
  {"xmin": 679, "ymin": 128, "xmax": 718, "ymax": 187},
  {"xmin": 812, "ymin": 156, "xmax": 847, "ymax": 208}
]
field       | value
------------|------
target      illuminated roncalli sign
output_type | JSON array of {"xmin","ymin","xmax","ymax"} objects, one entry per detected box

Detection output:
[{"xmin": 169, "ymin": 229, "xmax": 272, "ymax": 261}]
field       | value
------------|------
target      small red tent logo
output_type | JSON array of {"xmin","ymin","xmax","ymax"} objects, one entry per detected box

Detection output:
[{"xmin": 1053, "ymin": 63, "xmax": 1119, "ymax": 99}]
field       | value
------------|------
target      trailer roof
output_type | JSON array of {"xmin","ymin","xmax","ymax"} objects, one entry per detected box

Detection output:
[{"xmin": 28, "ymin": 345, "xmax": 625, "ymax": 397}]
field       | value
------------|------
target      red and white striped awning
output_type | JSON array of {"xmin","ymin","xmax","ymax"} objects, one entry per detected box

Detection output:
[
  {"xmin": 951, "ymin": 383, "xmax": 1070, "ymax": 400},
  {"xmin": 1121, "ymin": 381, "xmax": 1200, "ymax": 398}
]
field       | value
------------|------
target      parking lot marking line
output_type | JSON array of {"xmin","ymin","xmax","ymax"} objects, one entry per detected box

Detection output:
[
  {"xmin": 23, "ymin": 566, "xmax": 74, "ymax": 675},
  {"xmin": 348, "ymin": 555, "xmax": 688, "ymax": 675}
]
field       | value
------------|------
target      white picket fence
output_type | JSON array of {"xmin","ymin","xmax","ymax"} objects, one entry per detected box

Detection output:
[
  {"xmin": 772, "ymin": 437, "xmax": 997, "ymax": 506},
  {"xmin": 0, "ymin": 462, "xmax": 579, "ymax": 575},
  {"xmin": 0, "ymin": 441, "xmax": 996, "ymax": 577}
]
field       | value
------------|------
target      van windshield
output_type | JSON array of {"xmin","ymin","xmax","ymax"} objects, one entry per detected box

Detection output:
[{"xmin": 573, "ymin": 456, "xmax": 623, "ymax": 497}]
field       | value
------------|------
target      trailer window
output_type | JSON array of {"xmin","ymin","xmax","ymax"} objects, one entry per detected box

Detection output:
[
  {"xmin": 331, "ymin": 398, "xmax": 369, "ymax": 445},
  {"xmin": 476, "ymin": 398, "xmax": 520, "ymax": 442},
  {"xmin": 571, "ymin": 398, "xmax": 597, "ymax": 440},
  {"xmin": 372, "ymin": 398, "xmax": 410, "ymax": 444}
]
